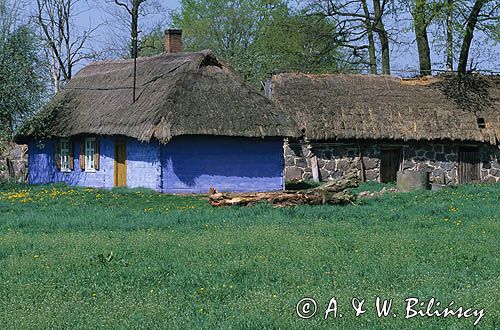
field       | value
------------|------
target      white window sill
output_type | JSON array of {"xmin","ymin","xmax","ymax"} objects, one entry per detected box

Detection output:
[
  {"xmin": 61, "ymin": 169, "xmax": 72, "ymax": 173},
  {"xmin": 85, "ymin": 169, "xmax": 96, "ymax": 173}
]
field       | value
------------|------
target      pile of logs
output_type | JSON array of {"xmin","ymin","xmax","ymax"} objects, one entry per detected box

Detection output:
[{"xmin": 209, "ymin": 171, "xmax": 359, "ymax": 207}]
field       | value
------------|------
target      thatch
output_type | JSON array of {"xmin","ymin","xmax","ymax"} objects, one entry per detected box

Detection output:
[
  {"xmin": 16, "ymin": 50, "xmax": 299, "ymax": 143},
  {"xmin": 271, "ymin": 73, "xmax": 500, "ymax": 145}
]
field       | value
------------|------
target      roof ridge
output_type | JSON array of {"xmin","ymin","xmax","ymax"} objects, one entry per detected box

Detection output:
[{"xmin": 79, "ymin": 50, "xmax": 214, "ymax": 73}]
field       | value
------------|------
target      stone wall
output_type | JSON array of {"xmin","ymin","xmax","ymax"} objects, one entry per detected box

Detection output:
[
  {"xmin": 285, "ymin": 140, "xmax": 500, "ymax": 184},
  {"xmin": 0, "ymin": 141, "xmax": 28, "ymax": 182}
]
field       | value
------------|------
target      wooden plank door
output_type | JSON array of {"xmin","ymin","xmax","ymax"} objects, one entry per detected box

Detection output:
[
  {"xmin": 458, "ymin": 147, "xmax": 480, "ymax": 184},
  {"xmin": 380, "ymin": 149, "xmax": 400, "ymax": 183},
  {"xmin": 114, "ymin": 139, "xmax": 127, "ymax": 187}
]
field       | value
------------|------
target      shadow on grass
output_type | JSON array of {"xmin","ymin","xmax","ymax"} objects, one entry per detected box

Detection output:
[{"xmin": 285, "ymin": 180, "xmax": 321, "ymax": 191}]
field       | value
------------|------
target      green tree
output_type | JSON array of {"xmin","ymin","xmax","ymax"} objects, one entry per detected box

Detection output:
[
  {"xmin": 139, "ymin": 0, "xmax": 349, "ymax": 85},
  {"xmin": 254, "ymin": 12, "xmax": 350, "ymax": 77},
  {"xmin": 0, "ymin": 19, "xmax": 47, "ymax": 139},
  {"xmin": 171, "ymin": 0, "xmax": 290, "ymax": 84}
]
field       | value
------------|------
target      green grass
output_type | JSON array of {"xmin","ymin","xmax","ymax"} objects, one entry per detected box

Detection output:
[{"xmin": 0, "ymin": 183, "xmax": 499, "ymax": 329}]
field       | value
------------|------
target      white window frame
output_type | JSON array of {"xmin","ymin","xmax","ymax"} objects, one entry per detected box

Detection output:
[
  {"xmin": 84, "ymin": 137, "xmax": 96, "ymax": 173},
  {"xmin": 60, "ymin": 139, "xmax": 71, "ymax": 172}
]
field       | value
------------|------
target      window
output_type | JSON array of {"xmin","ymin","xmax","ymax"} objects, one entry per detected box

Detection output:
[
  {"xmin": 60, "ymin": 139, "xmax": 71, "ymax": 172},
  {"xmin": 85, "ymin": 137, "xmax": 96, "ymax": 172},
  {"xmin": 477, "ymin": 118, "xmax": 486, "ymax": 129}
]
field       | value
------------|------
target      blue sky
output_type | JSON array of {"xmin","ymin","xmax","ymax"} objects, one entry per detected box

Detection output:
[{"xmin": 66, "ymin": 0, "xmax": 499, "ymax": 77}]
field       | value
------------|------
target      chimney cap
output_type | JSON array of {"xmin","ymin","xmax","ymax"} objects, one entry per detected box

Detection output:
[{"xmin": 165, "ymin": 29, "xmax": 182, "ymax": 35}]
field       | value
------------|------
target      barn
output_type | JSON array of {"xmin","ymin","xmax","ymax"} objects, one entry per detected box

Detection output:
[
  {"xmin": 266, "ymin": 73, "xmax": 500, "ymax": 185},
  {"xmin": 16, "ymin": 31, "xmax": 298, "ymax": 193}
]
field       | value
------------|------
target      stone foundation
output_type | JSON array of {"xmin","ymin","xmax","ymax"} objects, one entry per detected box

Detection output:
[
  {"xmin": 0, "ymin": 141, "xmax": 28, "ymax": 182},
  {"xmin": 285, "ymin": 140, "xmax": 500, "ymax": 184}
]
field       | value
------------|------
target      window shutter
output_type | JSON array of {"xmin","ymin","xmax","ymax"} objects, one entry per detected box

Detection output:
[
  {"xmin": 55, "ymin": 140, "xmax": 61, "ymax": 170},
  {"xmin": 79, "ymin": 140, "xmax": 85, "ymax": 170},
  {"xmin": 69, "ymin": 140, "xmax": 74, "ymax": 170},
  {"xmin": 94, "ymin": 138, "xmax": 100, "ymax": 170}
]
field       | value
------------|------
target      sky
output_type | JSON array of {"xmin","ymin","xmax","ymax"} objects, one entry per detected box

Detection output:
[{"xmin": 28, "ymin": 0, "xmax": 500, "ymax": 77}]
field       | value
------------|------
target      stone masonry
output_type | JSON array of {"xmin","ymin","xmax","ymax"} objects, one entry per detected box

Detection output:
[
  {"xmin": 285, "ymin": 140, "xmax": 500, "ymax": 184},
  {"xmin": 0, "ymin": 141, "xmax": 28, "ymax": 182}
]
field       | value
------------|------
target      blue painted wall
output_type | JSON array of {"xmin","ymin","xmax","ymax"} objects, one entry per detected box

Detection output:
[
  {"xmin": 161, "ymin": 136, "xmax": 284, "ymax": 193},
  {"xmin": 28, "ymin": 137, "xmax": 115, "ymax": 188},
  {"xmin": 28, "ymin": 137, "xmax": 160, "ymax": 190},
  {"xmin": 126, "ymin": 139, "xmax": 161, "ymax": 190},
  {"xmin": 28, "ymin": 135, "xmax": 284, "ymax": 193}
]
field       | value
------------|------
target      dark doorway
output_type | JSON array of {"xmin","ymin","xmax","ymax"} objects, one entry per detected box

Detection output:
[
  {"xmin": 458, "ymin": 147, "xmax": 480, "ymax": 184},
  {"xmin": 380, "ymin": 149, "xmax": 400, "ymax": 183}
]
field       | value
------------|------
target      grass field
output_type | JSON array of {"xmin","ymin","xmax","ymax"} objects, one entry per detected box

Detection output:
[{"xmin": 0, "ymin": 182, "xmax": 499, "ymax": 329}]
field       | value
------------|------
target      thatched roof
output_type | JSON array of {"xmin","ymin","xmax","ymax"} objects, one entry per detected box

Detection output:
[
  {"xmin": 271, "ymin": 73, "xmax": 500, "ymax": 145},
  {"xmin": 17, "ymin": 50, "xmax": 298, "ymax": 143}
]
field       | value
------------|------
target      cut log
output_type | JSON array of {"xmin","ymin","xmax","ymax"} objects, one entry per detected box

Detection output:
[{"xmin": 209, "ymin": 170, "xmax": 359, "ymax": 207}]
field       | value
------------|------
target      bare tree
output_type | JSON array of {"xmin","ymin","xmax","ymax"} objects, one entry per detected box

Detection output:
[
  {"xmin": 111, "ymin": 0, "xmax": 147, "ymax": 103},
  {"xmin": 112, "ymin": 0, "xmax": 146, "ymax": 59},
  {"xmin": 35, "ymin": 0, "xmax": 99, "ymax": 92},
  {"xmin": 308, "ymin": 0, "xmax": 392, "ymax": 74},
  {"xmin": 457, "ymin": 0, "xmax": 498, "ymax": 74},
  {"xmin": 101, "ymin": 0, "xmax": 164, "ymax": 59},
  {"xmin": 445, "ymin": 0, "xmax": 454, "ymax": 70},
  {"xmin": 411, "ymin": 0, "xmax": 432, "ymax": 75},
  {"xmin": 308, "ymin": 0, "xmax": 377, "ymax": 73},
  {"xmin": 372, "ymin": 0, "xmax": 390, "ymax": 74}
]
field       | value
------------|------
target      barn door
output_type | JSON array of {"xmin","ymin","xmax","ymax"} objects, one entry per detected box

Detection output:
[
  {"xmin": 114, "ymin": 139, "xmax": 127, "ymax": 187},
  {"xmin": 458, "ymin": 147, "xmax": 480, "ymax": 184},
  {"xmin": 380, "ymin": 149, "xmax": 400, "ymax": 183}
]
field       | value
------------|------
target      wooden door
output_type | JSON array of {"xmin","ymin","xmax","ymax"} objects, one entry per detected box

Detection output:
[
  {"xmin": 114, "ymin": 139, "xmax": 127, "ymax": 187},
  {"xmin": 458, "ymin": 147, "xmax": 480, "ymax": 184},
  {"xmin": 380, "ymin": 149, "xmax": 400, "ymax": 183}
]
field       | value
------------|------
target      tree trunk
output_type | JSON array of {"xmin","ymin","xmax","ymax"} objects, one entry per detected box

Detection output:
[
  {"xmin": 64, "ymin": 0, "xmax": 73, "ymax": 80},
  {"xmin": 413, "ymin": 0, "xmax": 431, "ymax": 75},
  {"xmin": 445, "ymin": 0, "xmax": 454, "ymax": 71},
  {"xmin": 131, "ymin": 1, "xmax": 140, "ymax": 102},
  {"xmin": 361, "ymin": 0, "xmax": 377, "ymax": 74},
  {"xmin": 130, "ymin": 3, "xmax": 138, "ymax": 59},
  {"xmin": 457, "ymin": 0, "xmax": 486, "ymax": 74},
  {"xmin": 209, "ymin": 171, "xmax": 360, "ymax": 207},
  {"xmin": 373, "ymin": 0, "xmax": 390, "ymax": 74}
]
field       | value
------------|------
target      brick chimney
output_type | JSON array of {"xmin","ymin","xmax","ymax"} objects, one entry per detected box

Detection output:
[{"xmin": 165, "ymin": 29, "xmax": 182, "ymax": 53}]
